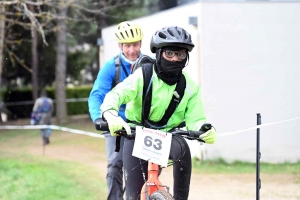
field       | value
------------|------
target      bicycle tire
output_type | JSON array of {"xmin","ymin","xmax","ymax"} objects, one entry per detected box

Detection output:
[{"xmin": 149, "ymin": 190, "xmax": 174, "ymax": 200}]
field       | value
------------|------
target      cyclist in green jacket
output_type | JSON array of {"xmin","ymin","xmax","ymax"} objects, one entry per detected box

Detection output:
[{"xmin": 100, "ymin": 26, "xmax": 216, "ymax": 200}]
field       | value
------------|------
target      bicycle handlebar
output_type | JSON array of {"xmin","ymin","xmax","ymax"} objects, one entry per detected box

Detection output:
[
  {"xmin": 95, "ymin": 121, "xmax": 206, "ymax": 142},
  {"xmin": 95, "ymin": 120, "xmax": 109, "ymax": 131}
]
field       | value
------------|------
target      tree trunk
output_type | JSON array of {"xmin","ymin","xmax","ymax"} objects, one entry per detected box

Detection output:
[
  {"xmin": 0, "ymin": 5, "xmax": 5, "ymax": 90},
  {"xmin": 55, "ymin": 6, "xmax": 68, "ymax": 125},
  {"xmin": 0, "ymin": 6, "xmax": 5, "ymax": 123},
  {"xmin": 29, "ymin": 5, "xmax": 39, "ymax": 100},
  {"xmin": 94, "ymin": 15, "xmax": 105, "ymax": 81}
]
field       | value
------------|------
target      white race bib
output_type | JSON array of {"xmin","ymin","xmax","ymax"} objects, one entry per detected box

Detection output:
[{"xmin": 132, "ymin": 126, "xmax": 172, "ymax": 167}]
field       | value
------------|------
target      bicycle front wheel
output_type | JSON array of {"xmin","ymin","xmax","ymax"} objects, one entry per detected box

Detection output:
[{"xmin": 149, "ymin": 190, "xmax": 174, "ymax": 200}]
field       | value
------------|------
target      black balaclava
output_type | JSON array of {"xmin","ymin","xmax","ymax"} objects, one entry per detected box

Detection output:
[{"xmin": 154, "ymin": 47, "xmax": 188, "ymax": 85}]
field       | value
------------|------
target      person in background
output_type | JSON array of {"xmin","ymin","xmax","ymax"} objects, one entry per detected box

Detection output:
[
  {"xmin": 88, "ymin": 21, "xmax": 144, "ymax": 200},
  {"xmin": 31, "ymin": 90, "xmax": 53, "ymax": 145}
]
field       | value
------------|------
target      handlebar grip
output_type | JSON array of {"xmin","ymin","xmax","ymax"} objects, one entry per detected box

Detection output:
[
  {"xmin": 95, "ymin": 121, "xmax": 109, "ymax": 131},
  {"xmin": 188, "ymin": 130, "xmax": 205, "ymax": 138}
]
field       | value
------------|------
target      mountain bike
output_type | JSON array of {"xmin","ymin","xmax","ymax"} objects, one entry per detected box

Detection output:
[{"xmin": 95, "ymin": 121, "xmax": 206, "ymax": 200}]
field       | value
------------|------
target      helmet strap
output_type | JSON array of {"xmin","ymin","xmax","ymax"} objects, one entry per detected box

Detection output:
[{"xmin": 185, "ymin": 53, "xmax": 190, "ymax": 67}]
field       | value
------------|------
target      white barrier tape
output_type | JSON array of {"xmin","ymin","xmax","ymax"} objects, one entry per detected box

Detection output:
[
  {"xmin": 4, "ymin": 98, "xmax": 89, "ymax": 106},
  {"xmin": 1, "ymin": 116, "xmax": 300, "ymax": 139},
  {"xmin": 218, "ymin": 116, "xmax": 300, "ymax": 137},
  {"xmin": 0, "ymin": 125, "xmax": 104, "ymax": 138}
]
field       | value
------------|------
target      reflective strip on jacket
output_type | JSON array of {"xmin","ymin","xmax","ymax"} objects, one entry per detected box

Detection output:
[{"xmin": 100, "ymin": 66, "xmax": 206, "ymax": 131}]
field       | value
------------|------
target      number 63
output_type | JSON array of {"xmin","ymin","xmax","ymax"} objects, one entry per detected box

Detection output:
[{"xmin": 144, "ymin": 136, "xmax": 162, "ymax": 150}]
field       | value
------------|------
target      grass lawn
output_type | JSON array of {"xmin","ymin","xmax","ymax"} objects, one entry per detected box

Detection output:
[
  {"xmin": 0, "ymin": 156, "xmax": 106, "ymax": 200},
  {"xmin": 192, "ymin": 158, "xmax": 300, "ymax": 175}
]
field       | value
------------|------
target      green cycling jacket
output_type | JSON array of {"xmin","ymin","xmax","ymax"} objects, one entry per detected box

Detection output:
[{"xmin": 100, "ymin": 67, "xmax": 206, "ymax": 131}]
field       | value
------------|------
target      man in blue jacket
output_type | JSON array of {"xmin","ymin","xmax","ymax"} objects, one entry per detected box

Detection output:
[{"xmin": 88, "ymin": 21, "xmax": 143, "ymax": 200}]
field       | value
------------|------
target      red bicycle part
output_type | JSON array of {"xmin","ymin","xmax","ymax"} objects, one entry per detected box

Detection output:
[{"xmin": 140, "ymin": 162, "xmax": 166, "ymax": 199}]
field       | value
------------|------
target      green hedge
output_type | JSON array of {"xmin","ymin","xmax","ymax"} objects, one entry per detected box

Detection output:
[{"xmin": 1, "ymin": 86, "xmax": 93, "ymax": 119}]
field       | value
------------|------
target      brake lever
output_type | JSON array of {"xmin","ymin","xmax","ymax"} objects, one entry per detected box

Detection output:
[
  {"xmin": 114, "ymin": 130, "xmax": 135, "ymax": 140},
  {"xmin": 114, "ymin": 130, "xmax": 126, "ymax": 135}
]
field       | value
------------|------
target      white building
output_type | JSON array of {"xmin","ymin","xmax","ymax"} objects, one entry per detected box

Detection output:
[{"xmin": 101, "ymin": 0, "xmax": 300, "ymax": 163}]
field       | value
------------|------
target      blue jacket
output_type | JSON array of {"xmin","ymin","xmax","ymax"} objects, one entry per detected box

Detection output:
[{"xmin": 88, "ymin": 54, "xmax": 132, "ymax": 122}]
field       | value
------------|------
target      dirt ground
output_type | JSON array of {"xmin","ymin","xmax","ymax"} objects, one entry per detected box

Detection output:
[{"xmin": 1, "ymin": 118, "xmax": 300, "ymax": 200}]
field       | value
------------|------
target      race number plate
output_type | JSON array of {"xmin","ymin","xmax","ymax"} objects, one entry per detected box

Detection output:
[{"xmin": 132, "ymin": 126, "xmax": 172, "ymax": 167}]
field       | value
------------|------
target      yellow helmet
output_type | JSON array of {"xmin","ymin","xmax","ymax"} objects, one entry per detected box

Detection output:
[{"xmin": 115, "ymin": 21, "xmax": 143, "ymax": 43}]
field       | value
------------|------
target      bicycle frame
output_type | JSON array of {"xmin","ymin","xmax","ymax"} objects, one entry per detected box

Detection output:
[{"xmin": 140, "ymin": 162, "xmax": 169, "ymax": 199}]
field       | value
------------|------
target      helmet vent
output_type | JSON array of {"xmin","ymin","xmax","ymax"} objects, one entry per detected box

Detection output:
[
  {"xmin": 115, "ymin": 33, "xmax": 120, "ymax": 40},
  {"xmin": 167, "ymin": 28, "xmax": 174, "ymax": 36},
  {"xmin": 158, "ymin": 32, "xmax": 166, "ymax": 39},
  {"xmin": 184, "ymin": 33, "xmax": 188, "ymax": 40},
  {"xmin": 177, "ymin": 29, "xmax": 181, "ymax": 35},
  {"xmin": 130, "ymin": 29, "xmax": 134, "ymax": 38}
]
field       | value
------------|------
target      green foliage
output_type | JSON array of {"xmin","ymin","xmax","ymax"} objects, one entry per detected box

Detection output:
[
  {"xmin": 192, "ymin": 158, "xmax": 300, "ymax": 174},
  {"xmin": 2, "ymin": 88, "xmax": 33, "ymax": 119},
  {"xmin": 67, "ymin": 21, "xmax": 98, "ymax": 45},
  {"xmin": 0, "ymin": 87, "xmax": 5, "ymax": 101},
  {"xmin": 66, "ymin": 21, "xmax": 98, "ymax": 83},
  {"xmin": 1, "ymin": 86, "xmax": 93, "ymax": 119},
  {"xmin": 2, "ymin": 32, "xmax": 55, "ymax": 87},
  {"xmin": 106, "ymin": 0, "xmax": 152, "ymax": 25},
  {"xmin": 67, "ymin": 46, "xmax": 97, "ymax": 82},
  {"xmin": 65, "ymin": 86, "xmax": 92, "ymax": 115}
]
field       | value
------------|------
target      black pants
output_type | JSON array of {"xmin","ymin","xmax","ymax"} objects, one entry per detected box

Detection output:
[{"xmin": 123, "ymin": 135, "xmax": 192, "ymax": 200}]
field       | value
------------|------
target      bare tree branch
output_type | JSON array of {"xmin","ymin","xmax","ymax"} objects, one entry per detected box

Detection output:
[
  {"xmin": 0, "ymin": 0, "xmax": 19, "ymax": 6},
  {"xmin": 24, "ymin": 0, "xmax": 52, "ymax": 6},
  {"xmin": 1, "ymin": 11, "xmax": 23, "ymax": 16},
  {"xmin": 6, "ymin": 47, "xmax": 33, "ymax": 74},
  {"xmin": 80, "ymin": 0, "xmax": 132, "ymax": 14},
  {"xmin": 5, "ymin": 18, "xmax": 32, "ymax": 28},
  {"xmin": 69, "ymin": 3, "xmax": 106, "ymax": 15},
  {"xmin": 5, "ymin": 38, "xmax": 23, "ymax": 45},
  {"xmin": 21, "ymin": 3, "xmax": 48, "ymax": 45}
]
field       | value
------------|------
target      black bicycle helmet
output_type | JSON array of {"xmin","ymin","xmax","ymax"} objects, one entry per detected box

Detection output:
[{"xmin": 150, "ymin": 26, "xmax": 195, "ymax": 53}]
